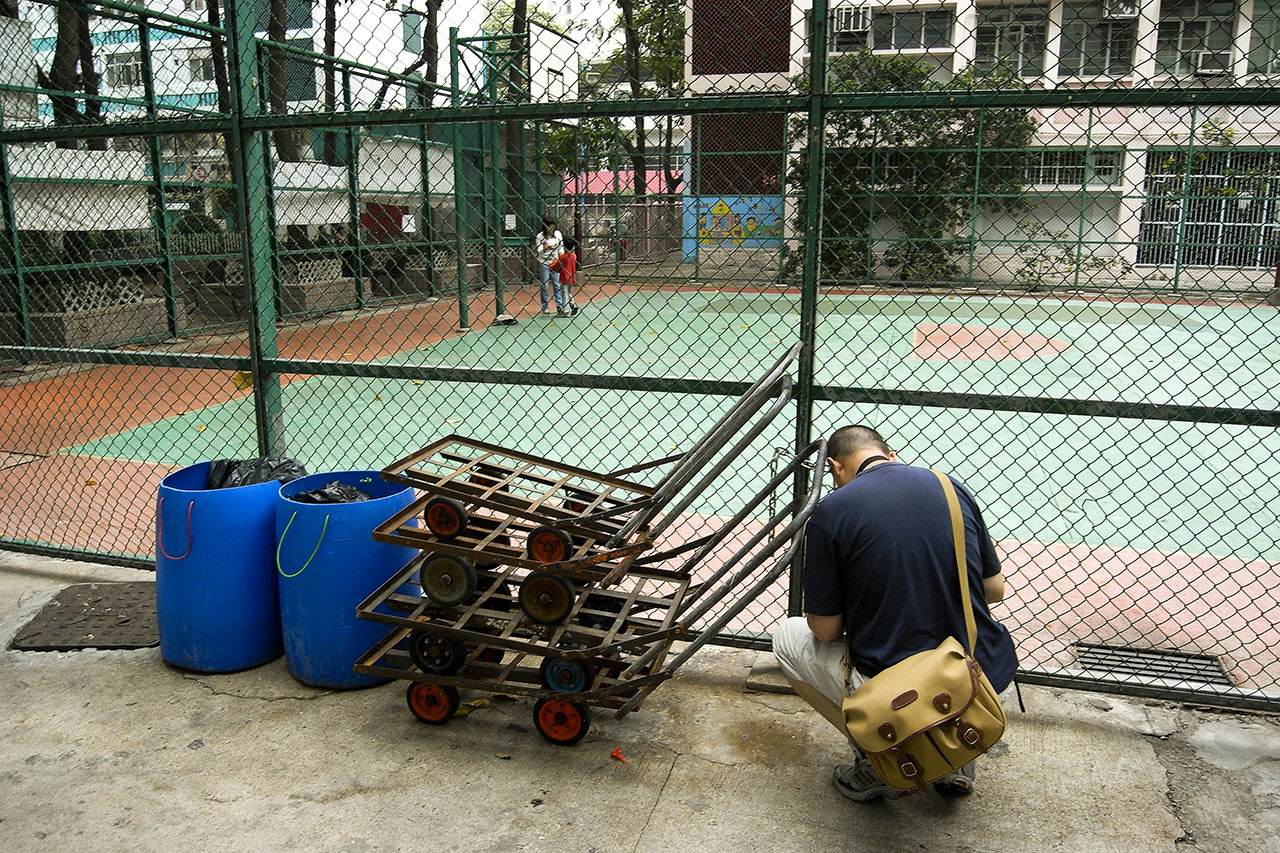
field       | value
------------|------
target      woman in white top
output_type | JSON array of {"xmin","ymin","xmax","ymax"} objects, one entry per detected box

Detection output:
[{"xmin": 534, "ymin": 216, "xmax": 564, "ymax": 313}]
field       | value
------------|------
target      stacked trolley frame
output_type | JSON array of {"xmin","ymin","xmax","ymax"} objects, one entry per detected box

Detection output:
[{"xmin": 354, "ymin": 345, "xmax": 825, "ymax": 744}]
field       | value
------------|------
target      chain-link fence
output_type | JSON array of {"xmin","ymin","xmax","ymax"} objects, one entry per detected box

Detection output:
[{"xmin": 0, "ymin": 0, "xmax": 1276, "ymax": 710}]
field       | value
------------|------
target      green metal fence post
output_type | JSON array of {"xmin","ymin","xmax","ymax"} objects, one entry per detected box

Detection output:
[
  {"xmin": 226, "ymin": 0, "xmax": 286, "ymax": 454},
  {"xmin": 613, "ymin": 122, "xmax": 621, "ymax": 274},
  {"xmin": 0, "ymin": 107, "xmax": 29, "ymax": 351},
  {"xmin": 138, "ymin": 16, "xmax": 178, "ymax": 338},
  {"xmin": 450, "ymin": 28, "xmax": 470, "ymax": 331},
  {"xmin": 1171, "ymin": 106, "xmax": 1200, "ymax": 295},
  {"xmin": 490, "ymin": 109, "xmax": 505, "ymax": 316},
  {"xmin": 790, "ymin": 0, "xmax": 830, "ymax": 616}
]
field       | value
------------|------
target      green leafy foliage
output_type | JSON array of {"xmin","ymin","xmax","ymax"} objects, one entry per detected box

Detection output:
[{"xmin": 789, "ymin": 54, "xmax": 1039, "ymax": 283}]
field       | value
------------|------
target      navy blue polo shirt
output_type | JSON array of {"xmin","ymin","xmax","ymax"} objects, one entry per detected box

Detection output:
[{"xmin": 802, "ymin": 462, "xmax": 1018, "ymax": 692}]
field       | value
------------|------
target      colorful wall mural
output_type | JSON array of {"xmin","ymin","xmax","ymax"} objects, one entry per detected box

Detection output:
[{"xmin": 682, "ymin": 195, "xmax": 784, "ymax": 260}]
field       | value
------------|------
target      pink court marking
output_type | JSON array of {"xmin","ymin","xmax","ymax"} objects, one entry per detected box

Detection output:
[{"xmin": 912, "ymin": 322, "xmax": 1070, "ymax": 361}]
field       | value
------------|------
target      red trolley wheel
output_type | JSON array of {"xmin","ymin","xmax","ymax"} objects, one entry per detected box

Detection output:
[
  {"xmin": 406, "ymin": 682, "xmax": 460, "ymax": 725},
  {"xmin": 533, "ymin": 697, "xmax": 591, "ymax": 746},
  {"xmin": 527, "ymin": 525, "xmax": 573, "ymax": 564},
  {"xmin": 423, "ymin": 496, "xmax": 468, "ymax": 538}
]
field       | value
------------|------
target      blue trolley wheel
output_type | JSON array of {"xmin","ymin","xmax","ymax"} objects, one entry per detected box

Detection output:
[{"xmin": 540, "ymin": 656, "xmax": 596, "ymax": 693}]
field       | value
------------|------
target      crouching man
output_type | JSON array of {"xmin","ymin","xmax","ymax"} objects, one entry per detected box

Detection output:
[{"xmin": 772, "ymin": 424, "xmax": 1018, "ymax": 801}]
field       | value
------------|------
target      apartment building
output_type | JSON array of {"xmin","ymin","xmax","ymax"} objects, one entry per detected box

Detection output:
[{"xmin": 687, "ymin": 0, "xmax": 1280, "ymax": 284}]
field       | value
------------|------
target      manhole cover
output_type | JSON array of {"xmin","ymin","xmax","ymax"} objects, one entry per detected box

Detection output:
[
  {"xmin": 1073, "ymin": 642, "xmax": 1234, "ymax": 687},
  {"xmin": 9, "ymin": 581, "xmax": 158, "ymax": 651}
]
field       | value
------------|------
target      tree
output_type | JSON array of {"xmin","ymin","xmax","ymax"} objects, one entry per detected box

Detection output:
[
  {"xmin": 374, "ymin": 1, "xmax": 443, "ymax": 110},
  {"xmin": 789, "ymin": 54, "xmax": 1038, "ymax": 282},
  {"xmin": 321, "ymin": 0, "xmax": 340, "ymax": 164},
  {"xmin": 542, "ymin": 0, "xmax": 684, "ymax": 195},
  {"xmin": 267, "ymin": 0, "xmax": 300, "ymax": 162},
  {"xmin": 37, "ymin": 3, "xmax": 106, "ymax": 151}
]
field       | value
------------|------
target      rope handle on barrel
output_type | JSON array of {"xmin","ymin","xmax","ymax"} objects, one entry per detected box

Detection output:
[
  {"xmin": 277, "ymin": 511, "xmax": 329, "ymax": 578},
  {"xmin": 156, "ymin": 497, "xmax": 195, "ymax": 561}
]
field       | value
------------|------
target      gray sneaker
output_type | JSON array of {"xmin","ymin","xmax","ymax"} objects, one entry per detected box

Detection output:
[
  {"xmin": 931, "ymin": 761, "xmax": 976, "ymax": 796},
  {"xmin": 832, "ymin": 760, "xmax": 906, "ymax": 802}
]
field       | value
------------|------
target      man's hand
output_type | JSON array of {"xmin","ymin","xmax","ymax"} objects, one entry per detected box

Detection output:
[{"xmin": 806, "ymin": 613, "xmax": 844, "ymax": 643}]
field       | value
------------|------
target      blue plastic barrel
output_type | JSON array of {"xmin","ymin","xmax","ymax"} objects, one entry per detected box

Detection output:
[
  {"xmin": 276, "ymin": 470, "xmax": 416, "ymax": 689},
  {"xmin": 155, "ymin": 462, "xmax": 285, "ymax": 672}
]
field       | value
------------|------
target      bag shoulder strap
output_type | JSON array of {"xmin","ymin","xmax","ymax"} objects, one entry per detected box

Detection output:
[{"xmin": 930, "ymin": 469, "xmax": 977, "ymax": 654}]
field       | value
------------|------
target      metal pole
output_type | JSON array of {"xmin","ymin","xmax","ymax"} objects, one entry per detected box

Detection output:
[
  {"xmin": 0, "ymin": 107, "xmax": 30, "ymax": 351},
  {"xmin": 789, "ymin": 0, "xmax": 830, "ymax": 617},
  {"xmin": 138, "ymin": 16, "xmax": 178, "ymax": 338},
  {"xmin": 490, "ymin": 64, "xmax": 505, "ymax": 315},
  {"xmin": 226, "ymin": 0, "xmax": 285, "ymax": 454},
  {"xmin": 450, "ymin": 28, "xmax": 470, "ymax": 331}
]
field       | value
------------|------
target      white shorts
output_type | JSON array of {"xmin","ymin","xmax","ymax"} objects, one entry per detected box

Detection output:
[
  {"xmin": 772, "ymin": 616, "xmax": 1016, "ymax": 707},
  {"xmin": 771, "ymin": 616, "xmax": 868, "ymax": 706}
]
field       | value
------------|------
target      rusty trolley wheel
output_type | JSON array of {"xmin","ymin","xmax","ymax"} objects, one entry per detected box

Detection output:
[
  {"xmin": 419, "ymin": 554, "xmax": 477, "ymax": 606},
  {"xmin": 406, "ymin": 682, "xmax": 460, "ymax": 725},
  {"xmin": 423, "ymin": 496, "xmax": 468, "ymax": 538},
  {"xmin": 527, "ymin": 525, "xmax": 573, "ymax": 564},
  {"xmin": 540, "ymin": 656, "xmax": 596, "ymax": 693},
  {"xmin": 518, "ymin": 571, "xmax": 576, "ymax": 624},
  {"xmin": 533, "ymin": 698, "xmax": 591, "ymax": 745},
  {"xmin": 409, "ymin": 630, "xmax": 467, "ymax": 675}
]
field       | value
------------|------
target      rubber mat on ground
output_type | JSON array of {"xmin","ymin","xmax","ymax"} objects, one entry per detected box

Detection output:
[{"xmin": 9, "ymin": 581, "xmax": 158, "ymax": 651}]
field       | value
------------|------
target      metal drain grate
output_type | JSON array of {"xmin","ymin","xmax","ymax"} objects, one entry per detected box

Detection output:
[
  {"xmin": 1073, "ymin": 643, "xmax": 1235, "ymax": 687},
  {"xmin": 9, "ymin": 582, "xmax": 158, "ymax": 651}
]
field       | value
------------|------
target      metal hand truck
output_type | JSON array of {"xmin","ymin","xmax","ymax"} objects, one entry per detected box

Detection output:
[{"xmin": 353, "ymin": 437, "xmax": 826, "ymax": 746}]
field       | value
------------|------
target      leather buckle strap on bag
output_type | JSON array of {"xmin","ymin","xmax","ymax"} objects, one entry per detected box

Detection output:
[{"xmin": 840, "ymin": 470, "xmax": 1007, "ymax": 793}]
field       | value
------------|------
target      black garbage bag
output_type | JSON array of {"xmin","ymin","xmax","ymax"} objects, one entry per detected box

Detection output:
[
  {"xmin": 290, "ymin": 481, "xmax": 372, "ymax": 504},
  {"xmin": 206, "ymin": 457, "xmax": 308, "ymax": 490}
]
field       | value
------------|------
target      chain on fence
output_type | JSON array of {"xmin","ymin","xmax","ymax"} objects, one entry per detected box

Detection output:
[{"xmin": 0, "ymin": 0, "xmax": 1276, "ymax": 709}]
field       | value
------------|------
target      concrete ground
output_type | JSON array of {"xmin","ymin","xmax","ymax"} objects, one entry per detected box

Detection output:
[{"xmin": 1, "ymin": 551, "xmax": 1278, "ymax": 853}]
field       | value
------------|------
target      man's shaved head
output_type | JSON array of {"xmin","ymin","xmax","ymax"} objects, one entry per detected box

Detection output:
[{"xmin": 827, "ymin": 425, "xmax": 891, "ymax": 460}]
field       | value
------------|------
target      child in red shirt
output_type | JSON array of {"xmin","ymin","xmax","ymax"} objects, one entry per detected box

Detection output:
[{"xmin": 548, "ymin": 237, "xmax": 578, "ymax": 317}]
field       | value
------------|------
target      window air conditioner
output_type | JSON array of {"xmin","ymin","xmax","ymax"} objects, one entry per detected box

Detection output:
[
  {"xmin": 833, "ymin": 5, "xmax": 872, "ymax": 33},
  {"xmin": 1101, "ymin": 0, "xmax": 1139, "ymax": 19},
  {"xmin": 1193, "ymin": 50, "xmax": 1231, "ymax": 75}
]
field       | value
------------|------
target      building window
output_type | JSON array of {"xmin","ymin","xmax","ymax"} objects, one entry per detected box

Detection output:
[
  {"xmin": 105, "ymin": 52, "xmax": 143, "ymax": 88},
  {"xmin": 1138, "ymin": 148, "xmax": 1280, "ymax": 268},
  {"xmin": 830, "ymin": 5, "xmax": 872, "ymax": 52},
  {"xmin": 1156, "ymin": 0, "xmax": 1235, "ymax": 75},
  {"xmin": 184, "ymin": 0, "xmax": 207, "ymax": 12},
  {"xmin": 872, "ymin": 9, "xmax": 954, "ymax": 50},
  {"xmin": 1027, "ymin": 149, "xmax": 1123, "ymax": 186},
  {"xmin": 1248, "ymin": 2, "xmax": 1280, "ymax": 72},
  {"xmin": 188, "ymin": 49, "xmax": 215, "ymax": 83},
  {"xmin": 976, "ymin": 5, "xmax": 1048, "ymax": 77},
  {"xmin": 1060, "ymin": 2, "xmax": 1137, "ymax": 76}
]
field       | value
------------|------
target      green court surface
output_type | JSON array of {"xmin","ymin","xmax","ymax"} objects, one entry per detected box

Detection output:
[{"xmin": 69, "ymin": 290, "xmax": 1280, "ymax": 563}]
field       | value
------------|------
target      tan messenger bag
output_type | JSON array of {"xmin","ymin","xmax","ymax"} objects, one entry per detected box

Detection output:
[{"xmin": 840, "ymin": 470, "xmax": 1007, "ymax": 792}]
